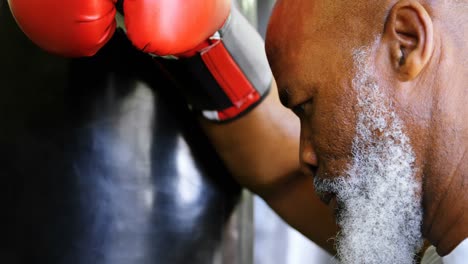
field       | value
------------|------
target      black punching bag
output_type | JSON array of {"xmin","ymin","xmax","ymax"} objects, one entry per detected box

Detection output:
[{"xmin": 0, "ymin": 2, "xmax": 242, "ymax": 263}]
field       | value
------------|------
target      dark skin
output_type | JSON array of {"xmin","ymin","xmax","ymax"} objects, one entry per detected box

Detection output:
[
  {"xmin": 202, "ymin": 0, "xmax": 466, "ymax": 258},
  {"xmin": 265, "ymin": 0, "xmax": 467, "ymax": 256},
  {"xmin": 199, "ymin": 84, "xmax": 338, "ymax": 253}
]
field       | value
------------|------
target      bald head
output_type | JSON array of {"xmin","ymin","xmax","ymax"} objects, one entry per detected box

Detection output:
[{"xmin": 266, "ymin": 0, "xmax": 467, "ymax": 80}]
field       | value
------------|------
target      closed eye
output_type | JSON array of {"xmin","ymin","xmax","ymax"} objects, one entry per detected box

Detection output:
[{"xmin": 292, "ymin": 103, "xmax": 306, "ymax": 117}]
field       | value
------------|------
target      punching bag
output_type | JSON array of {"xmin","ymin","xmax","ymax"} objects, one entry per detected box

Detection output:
[{"xmin": 0, "ymin": 2, "xmax": 243, "ymax": 263}]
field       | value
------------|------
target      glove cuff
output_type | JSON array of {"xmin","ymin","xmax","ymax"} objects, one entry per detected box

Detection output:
[{"xmin": 157, "ymin": 7, "xmax": 272, "ymax": 122}]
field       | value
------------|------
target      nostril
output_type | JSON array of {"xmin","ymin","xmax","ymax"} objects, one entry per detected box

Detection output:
[
  {"xmin": 310, "ymin": 165, "xmax": 318, "ymax": 176},
  {"xmin": 300, "ymin": 162, "xmax": 317, "ymax": 177}
]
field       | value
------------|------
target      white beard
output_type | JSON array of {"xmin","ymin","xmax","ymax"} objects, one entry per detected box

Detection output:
[{"xmin": 314, "ymin": 42, "xmax": 423, "ymax": 264}]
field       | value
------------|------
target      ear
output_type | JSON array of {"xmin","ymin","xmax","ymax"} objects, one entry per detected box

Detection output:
[{"xmin": 384, "ymin": 0, "xmax": 434, "ymax": 81}]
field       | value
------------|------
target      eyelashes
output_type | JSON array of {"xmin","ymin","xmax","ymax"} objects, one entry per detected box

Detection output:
[
  {"xmin": 292, "ymin": 103, "xmax": 306, "ymax": 117},
  {"xmin": 292, "ymin": 99, "xmax": 313, "ymax": 118}
]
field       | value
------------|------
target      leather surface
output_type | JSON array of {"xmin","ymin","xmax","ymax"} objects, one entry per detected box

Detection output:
[
  {"xmin": 7, "ymin": 0, "xmax": 116, "ymax": 56},
  {"xmin": 124, "ymin": 0, "xmax": 230, "ymax": 55}
]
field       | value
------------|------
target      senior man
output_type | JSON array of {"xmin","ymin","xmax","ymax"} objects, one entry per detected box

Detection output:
[
  {"xmin": 8, "ymin": 0, "xmax": 467, "ymax": 263},
  {"xmin": 207, "ymin": 0, "xmax": 467, "ymax": 263},
  {"xmin": 263, "ymin": 0, "xmax": 467, "ymax": 263}
]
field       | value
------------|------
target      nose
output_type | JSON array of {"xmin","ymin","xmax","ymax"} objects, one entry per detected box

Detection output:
[{"xmin": 299, "ymin": 124, "xmax": 318, "ymax": 176}]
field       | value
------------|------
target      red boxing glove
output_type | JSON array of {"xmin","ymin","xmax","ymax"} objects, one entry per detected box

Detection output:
[
  {"xmin": 125, "ymin": 1, "xmax": 272, "ymax": 122},
  {"xmin": 124, "ymin": 0, "xmax": 230, "ymax": 56},
  {"xmin": 8, "ymin": 0, "xmax": 117, "ymax": 57}
]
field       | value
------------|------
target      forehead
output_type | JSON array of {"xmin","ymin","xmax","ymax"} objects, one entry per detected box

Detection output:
[
  {"xmin": 266, "ymin": 1, "xmax": 347, "ymax": 106},
  {"xmin": 265, "ymin": 0, "xmax": 381, "ymax": 106},
  {"xmin": 266, "ymin": 0, "xmax": 323, "ymax": 66},
  {"xmin": 266, "ymin": 0, "xmax": 381, "ymax": 56}
]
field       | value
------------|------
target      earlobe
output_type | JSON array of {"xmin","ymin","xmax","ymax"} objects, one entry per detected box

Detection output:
[{"xmin": 384, "ymin": 0, "xmax": 434, "ymax": 81}]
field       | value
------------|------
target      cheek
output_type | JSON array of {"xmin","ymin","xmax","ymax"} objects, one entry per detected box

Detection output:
[
  {"xmin": 308, "ymin": 89, "xmax": 358, "ymax": 164},
  {"xmin": 395, "ymin": 107, "xmax": 429, "ymax": 184}
]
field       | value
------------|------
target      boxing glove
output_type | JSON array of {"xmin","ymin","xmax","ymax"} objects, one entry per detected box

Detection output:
[
  {"xmin": 125, "ymin": 1, "xmax": 272, "ymax": 122},
  {"xmin": 8, "ymin": 0, "xmax": 117, "ymax": 57},
  {"xmin": 124, "ymin": 0, "xmax": 230, "ymax": 56}
]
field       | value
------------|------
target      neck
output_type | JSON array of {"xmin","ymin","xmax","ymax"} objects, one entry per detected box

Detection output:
[
  {"xmin": 423, "ymin": 151, "xmax": 468, "ymax": 256},
  {"xmin": 421, "ymin": 66, "xmax": 468, "ymax": 255}
]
